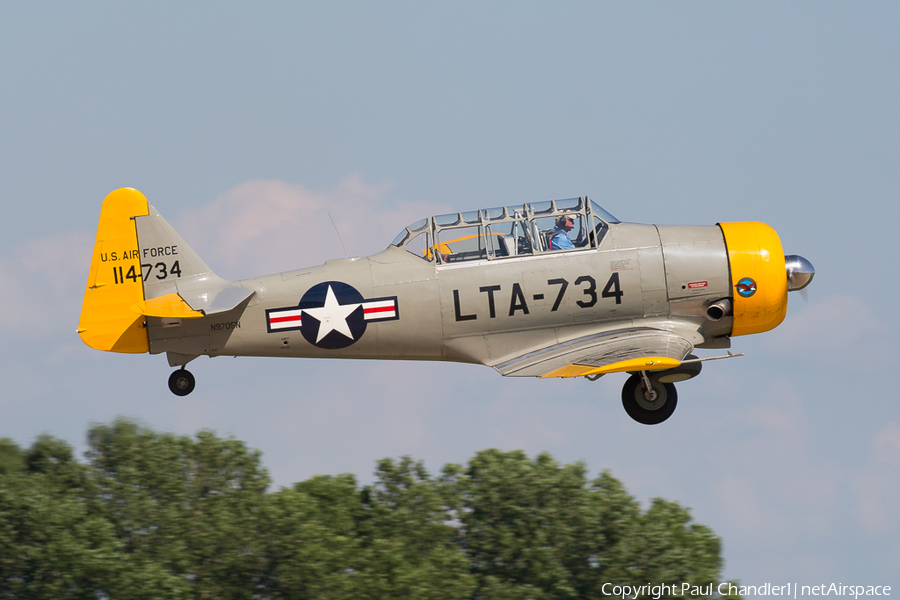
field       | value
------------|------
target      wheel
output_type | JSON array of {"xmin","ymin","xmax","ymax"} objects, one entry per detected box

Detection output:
[
  {"xmin": 621, "ymin": 374, "xmax": 677, "ymax": 425},
  {"xmin": 168, "ymin": 369, "xmax": 196, "ymax": 396}
]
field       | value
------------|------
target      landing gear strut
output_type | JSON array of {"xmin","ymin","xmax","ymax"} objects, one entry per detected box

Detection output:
[
  {"xmin": 168, "ymin": 368, "xmax": 196, "ymax": 396},
  {"xmin": 621, "ymin": 373, "xmax": 677, "ymax": 425}
]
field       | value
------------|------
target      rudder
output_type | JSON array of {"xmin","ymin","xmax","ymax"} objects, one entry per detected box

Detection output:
[{"xmin": 78, "ymin": 188, "xmax": 152, "ymax": 353}]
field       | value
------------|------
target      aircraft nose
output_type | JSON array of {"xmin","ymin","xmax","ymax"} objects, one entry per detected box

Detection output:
[{"xmin": 785, "ymin": 255, "xmax": 815, "ymax": 291}]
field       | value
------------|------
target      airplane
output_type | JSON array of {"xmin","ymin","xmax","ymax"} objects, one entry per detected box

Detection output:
[{"xmin": 78, "ymin": 188, "xmax": 814, "ymax": 424}]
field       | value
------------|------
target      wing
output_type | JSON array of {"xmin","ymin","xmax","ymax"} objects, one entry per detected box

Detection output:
[{"xmin": 493, "ymin": 326, "xmax": 697, "ymax": 379}]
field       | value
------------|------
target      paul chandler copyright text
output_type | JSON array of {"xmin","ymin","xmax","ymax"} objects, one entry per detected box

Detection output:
[{"xmin": 601, "ymin": 583, "xmax": 891, "ymax": 599}]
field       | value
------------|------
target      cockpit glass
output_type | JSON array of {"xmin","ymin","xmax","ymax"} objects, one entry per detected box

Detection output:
[
  {"xmin": 530, "ymin": 200, "xmax": 553, "ymax": 214},
  {"xmin": 391, "ymin": 229, "xmax": 410, "ymax": 247},
  {"xmin": 391, "ymin": 217, "xmax": 428, "ymax": 247},
  {"xmin": 436, "ymin": 224, "xmax": 486, "ymax": 263},
  {"xmin": 556, "ymin": 197, "xmax": 582, "ymax": 212},
  {"xmin": 393, "ymin": 197, "xmax": 618, "ymax": 255},
  {"xmin": 405, "ymin": 231, "xmax": 433, "ymax": 262},
  {"xmin": 590, "ymin": 200, "xmax": 620, "ymax": 224},
  {"xmin": 408, "ymin": 218, "xmax": 428, "ymax": 232},
  {"xmin": 461, "ymin": 210, "xmax": 480, "ymax": 224},
  {"xmin": 484, "ymin": 206, "xmax": 506, "ymax": 220},
  {"xmin": 434, "ymin": 213, "xmax": 461, "ymax": 227},
  {"xmin": 505, "ymin": 205, "xmax": 525, "ymax": 219}
]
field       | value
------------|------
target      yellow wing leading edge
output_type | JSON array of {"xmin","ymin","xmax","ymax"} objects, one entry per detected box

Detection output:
[{"xmin": 539, "ymin": 357, "xmax": 682, "ymax": 379}]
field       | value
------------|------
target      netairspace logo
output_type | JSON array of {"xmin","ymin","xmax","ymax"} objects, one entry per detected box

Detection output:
[{"xmin": 601, "ymin": 583, "xmax": 892, "ymax": 600}]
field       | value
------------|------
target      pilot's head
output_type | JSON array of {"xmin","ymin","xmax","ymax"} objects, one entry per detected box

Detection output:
[{"xmin": 556, "ymin": 214, "xmax": 575, "ymax": 231}]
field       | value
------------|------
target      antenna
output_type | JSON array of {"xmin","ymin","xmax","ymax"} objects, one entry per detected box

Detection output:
[{"xmin": 327, "ymin": 212, "xmax": 348, "ymax": 258}]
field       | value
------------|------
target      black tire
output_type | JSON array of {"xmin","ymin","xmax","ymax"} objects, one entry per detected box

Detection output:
[
  {"xmin": 621, "ymin": 374, "xmax": 677, "ymax": 425},
  {"xmin": 168, "ymin": 369, "xmax": 196, "ymax": 396}
]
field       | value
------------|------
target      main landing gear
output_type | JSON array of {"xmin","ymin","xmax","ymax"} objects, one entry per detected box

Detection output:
[
  {"xmin": 617, "ymin": 356, "xmax": 705, "ymax": 424},
  {"xmin": 168, "ymin": 368, "xmax": 196, "ymax": 396},
  {"xmin": 621, "ymin": 373, "xmax": 677, "ymax": 425}
]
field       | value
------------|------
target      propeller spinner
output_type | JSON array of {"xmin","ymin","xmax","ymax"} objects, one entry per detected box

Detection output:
[{"xmin": 785, "ymin": 255, "xmax": 815, "ymax": 291}]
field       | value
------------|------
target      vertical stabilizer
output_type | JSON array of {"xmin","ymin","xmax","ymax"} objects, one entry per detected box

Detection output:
[
  {"xmin": 134, "ymin": 203, "xmax": 215, "ymax": 300},
  {"xmin": 133, "ymin": 203, "xmax": 252, "ymax": 315}
]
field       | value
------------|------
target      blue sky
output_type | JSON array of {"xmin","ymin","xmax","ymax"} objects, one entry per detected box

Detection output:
[{"xmin": 2, "ymin": 2, "xmax": 899, "ymax": 584}]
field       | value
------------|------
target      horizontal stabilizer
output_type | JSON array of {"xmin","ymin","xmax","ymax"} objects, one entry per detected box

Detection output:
[
  {"xmin": 131, "ymin": 293, "xmax": 204, "ymax": 319},
  {"xmin": 179, "ymin": 285, "xmax": 254, "ymax": 315}
]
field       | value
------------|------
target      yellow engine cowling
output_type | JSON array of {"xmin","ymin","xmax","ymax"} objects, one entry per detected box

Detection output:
[{"xmin": 718, "ymin": 221, "xmax": 787, "ymax": 337}]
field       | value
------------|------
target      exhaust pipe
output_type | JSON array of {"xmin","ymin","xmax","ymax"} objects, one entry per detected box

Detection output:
[{"xmin": 706, "ymin": 298, "xmax": 731, "ymax": 321}]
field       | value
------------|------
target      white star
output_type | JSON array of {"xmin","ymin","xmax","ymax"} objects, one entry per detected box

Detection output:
[{"xmin": 302, "ymin": 285, "xmax": 361, "ymax": 343}]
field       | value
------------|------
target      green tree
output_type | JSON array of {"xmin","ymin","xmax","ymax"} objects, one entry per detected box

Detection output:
[
  {"xmin": 441, "ymin": 450, "xmax": 588, "ymax": 599},
  {"xmin": 262, "ymin": 475, "xmax": 361, "ymax": 599},
  {"xmin": 0, "ymin": 437, "xmax": 24, "ymax": 475},
  {"xmin": 623, "ymin": 498, "xmax": 722, "ymax": 593},
  {"xmin": 0, "ymin": 435, "xmax": 118, "ymax": 599},
  {"xmin": 442, "ymin": 449, "xmax": 722, "ymax": 600},
  {"xmin": 353, "ymin": 457, "xmax": 475, "ymax": 600},
  {"xmin": 85, "ymin": 419, "xmax": 270, "ymax": 599},
  {"xmin": 0, "ymin": 422, "xmax": 732, "ymax": 598}
]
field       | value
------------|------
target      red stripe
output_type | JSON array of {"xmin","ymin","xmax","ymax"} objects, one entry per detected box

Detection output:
[
  {"xmin": 364, "ymin": 306, "xmax": 394, "ymax": 314},
  {"xmin": 270, "ymin": 315, "xmax": 302, "ymax": 324}
]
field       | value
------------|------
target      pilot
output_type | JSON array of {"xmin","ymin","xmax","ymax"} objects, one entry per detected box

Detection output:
[{"xmin": 549, "ymin": 214, "xmax": 576, "ymax": 250}]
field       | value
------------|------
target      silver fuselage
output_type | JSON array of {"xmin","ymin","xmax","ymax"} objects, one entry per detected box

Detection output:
[{"xmin": 149, "ymin": 223, "xmax": 732, "ymax": 372}]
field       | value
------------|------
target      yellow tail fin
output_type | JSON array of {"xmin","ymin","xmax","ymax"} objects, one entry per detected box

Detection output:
[{"xmin": 77, "ymin": 188, "xmax": 151, "ymax": 353}]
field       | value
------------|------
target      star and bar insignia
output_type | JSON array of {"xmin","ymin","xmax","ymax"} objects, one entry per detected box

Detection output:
[{"xmin": 266, "ymin": 281, "xmax": 399, "ymax": 349}]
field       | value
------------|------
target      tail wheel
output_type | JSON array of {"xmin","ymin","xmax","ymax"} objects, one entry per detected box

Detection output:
[
  {"xmin": 168, "ymin": 369, "xmax": 196, "ymax": 396},
  {"xmin": 621, "ymin": 374, "xmax": 677, "ymax": 425}
]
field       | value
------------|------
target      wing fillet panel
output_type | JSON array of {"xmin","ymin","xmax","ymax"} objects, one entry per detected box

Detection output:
[{"xmin": 496, "ymin": 327, "xmax": 694, "ymax": 379}]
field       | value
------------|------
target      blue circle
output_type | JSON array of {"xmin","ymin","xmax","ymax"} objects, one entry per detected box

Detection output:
[
  {"xmin": 298, "ymin": 281, "xmax": 367, "ymax": 349},
  {"xmin": 736, "ymin": 277, "xmax": 757, "ymax": 298}
]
